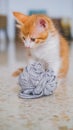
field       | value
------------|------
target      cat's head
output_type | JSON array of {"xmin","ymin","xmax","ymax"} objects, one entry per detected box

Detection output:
[{"xmin": 13, "ymin": 12, "xmax": 55, "ymax": 48}]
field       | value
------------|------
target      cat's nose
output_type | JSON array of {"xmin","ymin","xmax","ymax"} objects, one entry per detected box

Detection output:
[
  {"xmin": 24, "ymin": 38, "xmax": 31, "ymax": 48},
  {"xmin": 25, "ymin": 44, "xmax": 30, "ymax": 48},
  {"xmin": 26, "ymin": 46, "xmax": 30, "ymax": 48}
]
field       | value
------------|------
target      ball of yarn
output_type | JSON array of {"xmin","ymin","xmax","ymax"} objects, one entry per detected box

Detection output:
[{"xmin": 18, "ymin": 62, "xmax": 57, "ymax": 99}]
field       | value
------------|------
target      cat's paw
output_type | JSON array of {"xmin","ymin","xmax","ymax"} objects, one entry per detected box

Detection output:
[{"xmin": 12, "ymin": 68, "xmax": 24, "ymax": 77}]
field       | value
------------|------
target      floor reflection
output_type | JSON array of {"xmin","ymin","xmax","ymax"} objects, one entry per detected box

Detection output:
[{"xmin": 0, "ymin": 39, "xmax": 25, "ymax": 66}]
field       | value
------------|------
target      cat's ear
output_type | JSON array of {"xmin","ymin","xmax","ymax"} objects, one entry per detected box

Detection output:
[
  {"xmin": 13, "ymin": 12, "xmax": 28, "ymax": 27},
  {"xmin": 36, "ymin": 18, "xmax": 48, "ymax": 33}
]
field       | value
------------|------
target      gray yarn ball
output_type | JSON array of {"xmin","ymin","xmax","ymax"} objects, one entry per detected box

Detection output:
[{"xmin": 18, "ymin": 62, "xmax": 57, "ymax": 99}]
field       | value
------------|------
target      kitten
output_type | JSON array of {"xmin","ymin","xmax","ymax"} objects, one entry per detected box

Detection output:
[{"xmin": 12, "ymin": 12, "xmax": 69, "ymax": 79}]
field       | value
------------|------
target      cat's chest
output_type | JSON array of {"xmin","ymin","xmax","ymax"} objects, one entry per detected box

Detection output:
[
  {"xmin": 34, "ymin": 49, "xmax": 45, "ymax": 58},
  {"xmin": 30, "ymin": 43, "xmax": 60, "ymax": 64},
  {"xmin": 31, "ymin": 46, "xmax": 48, "ymax": 60},
  {"xmin": 30, "ymin": 35, "xmax": 60, "ymax": 63}
]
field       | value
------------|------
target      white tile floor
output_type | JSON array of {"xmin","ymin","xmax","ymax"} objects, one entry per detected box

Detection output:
[{"xmin": 0, "ymin": 41, "xmax": 73, "ymax": 130}]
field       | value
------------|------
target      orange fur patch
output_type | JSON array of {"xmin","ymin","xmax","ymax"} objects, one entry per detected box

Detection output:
[
  {"xmin": 59, "ymin": 36, "xmax": 69, "ymax": 77},
  {"xmin": 12, "ymin": 68, "xmax": 24, "ymax": 77}
]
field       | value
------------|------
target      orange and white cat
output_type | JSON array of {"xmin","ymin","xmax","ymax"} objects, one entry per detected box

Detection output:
[{"xmin": 13, "ymin": 12, "xmax": 69, "ymax": 79}]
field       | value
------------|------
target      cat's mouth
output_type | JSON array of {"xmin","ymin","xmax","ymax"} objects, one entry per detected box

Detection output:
[
  {"xmin": 24, "ymin": 43, "xmax": 35, "ymax": 49},
  {"xmin": 24, "ymin": 45, "xmax": 34, "ymax": 49},
  {"xmin": 25, "ymin": 46, "xmax": 30, "ymax": 48}
]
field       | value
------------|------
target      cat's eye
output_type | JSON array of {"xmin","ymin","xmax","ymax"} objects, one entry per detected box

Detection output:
[
  {"xmin": 31, "ymin": 38, "xmax": 35, "ymax": 42},
  {"xmin": 22, "ymin": 36, "xmax": 25, "ymax": 40}
]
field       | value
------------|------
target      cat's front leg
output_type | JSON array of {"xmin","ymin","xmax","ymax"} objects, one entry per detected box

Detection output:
[
  {"xmin": 42, "ymin": 58, "xmax": 61, "ymax": 77},
  {"xmin": 12, "ymin": 68, "xmax": 24, "ymax": 77},
  {"xmin": 49, "ymin": 61, "xmax": 61, "ymax": 77}
]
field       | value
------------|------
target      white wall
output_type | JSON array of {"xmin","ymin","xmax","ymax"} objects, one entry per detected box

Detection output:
[
  {"xmin": 0, "ymin": 0, "xmax": 8, "ymax": 14},
  {"xmin": 9, "ymin": 0, "xmax": 73, "ymax": 17},
  {"xmin": 0, "ymin": 0, "xmax": 73, "ymax": 39}
]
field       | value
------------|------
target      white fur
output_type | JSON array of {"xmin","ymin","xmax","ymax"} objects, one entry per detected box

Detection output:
[
  {"xmin": 24, "ymin": 33, "xmax": 61, "ymax": 77},
  {"xmin": 24, "ymin": 38, "xmax": 35, "ymax": 48}
]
